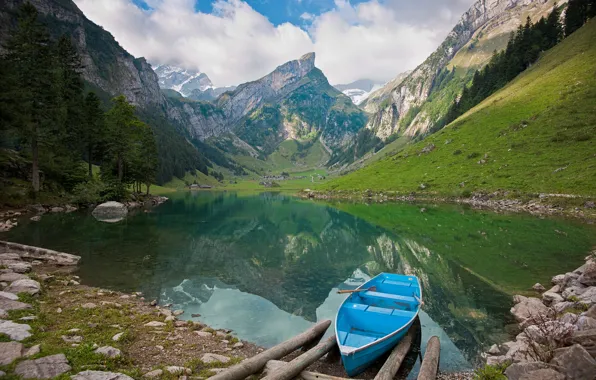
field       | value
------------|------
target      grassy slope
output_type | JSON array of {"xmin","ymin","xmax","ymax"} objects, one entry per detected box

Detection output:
[{"xmin": 322, "ymin": 20, "xmax": 596, "ymax": 196}]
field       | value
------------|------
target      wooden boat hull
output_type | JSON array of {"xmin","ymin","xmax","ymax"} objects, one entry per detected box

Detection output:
[{"xmin": 335, "ymin": 273, "xmax": 421, "ymax": 377}]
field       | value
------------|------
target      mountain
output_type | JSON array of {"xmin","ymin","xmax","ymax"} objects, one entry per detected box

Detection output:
[
  {"xmin": 154, "ymin": 65, "xmax": 214, "ymax": 96},
  {"xmin": 187, "ymin": 86, "xmax": 236, "ymax": 102},
  {"xmin": 333, "ymin": 79, "xmax": 381, "ymax": 105},
  {"xmin": 321, "ymin": 18, "xmax": 596, "ymax": 196},
  {"xmin": 364, "ymin": 0, "xmax": 564, "ymax": 140}
]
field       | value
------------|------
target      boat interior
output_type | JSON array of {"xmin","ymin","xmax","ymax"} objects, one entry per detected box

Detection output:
[{"xmin": 336, "ymin": 274, "xmax": 420, "ymax": 349}]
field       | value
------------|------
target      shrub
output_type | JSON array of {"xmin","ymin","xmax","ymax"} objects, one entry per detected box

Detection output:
[
  {"xmin": 473, "ymin": 363, "xmax": 509, "ymax": 380},
  {"xmin": 453, "ymin": 149, "xmax": 462, "ymax": 155},
  {"xmin": 71, "ymin": 180, "xmax": 106, "ymax": 205},
  {"xmin": 467, "ymin": 152, "xmax": 481, "ymax": 159}
]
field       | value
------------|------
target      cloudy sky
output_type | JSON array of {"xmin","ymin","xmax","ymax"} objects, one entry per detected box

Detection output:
[{"xmin": 73, "ymin": 0, "xmax": 474, "ymax": 87}]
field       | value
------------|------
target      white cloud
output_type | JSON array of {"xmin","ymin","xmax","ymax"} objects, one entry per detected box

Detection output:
[{"xmin": 73, "ymin": 0, "xmax": 474, "ymax": 87}]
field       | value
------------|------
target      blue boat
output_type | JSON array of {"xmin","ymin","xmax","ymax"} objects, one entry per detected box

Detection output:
[{"xmin": 335, "ymin": 273, "xmax": 422, "ymax": 377}]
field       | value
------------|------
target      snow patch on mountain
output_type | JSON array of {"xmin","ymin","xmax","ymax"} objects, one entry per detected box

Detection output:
[{"xmin": 154, "ymin": 65, "xmax": 214, "ymax": 96}]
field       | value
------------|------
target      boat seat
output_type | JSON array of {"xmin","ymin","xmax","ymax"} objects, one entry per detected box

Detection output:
[
  {"xmin": 343, "ymin": 303, "xmax": 415, "ymax": 318},
  {"xmin": 343, "ymin": 331, "xmax": 380, "ymax": 347},
  {"xmin": 363, "ymin": 291, "xmax": 418, "ymax": 305},
  {"xmin": 382, "ymin": 279, "xmax": 413, "ymax": 287}
]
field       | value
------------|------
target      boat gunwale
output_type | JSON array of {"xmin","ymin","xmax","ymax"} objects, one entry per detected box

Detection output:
[{"xmin": 334, "ymin": 273, "xmax": 422, "ymax": 356}]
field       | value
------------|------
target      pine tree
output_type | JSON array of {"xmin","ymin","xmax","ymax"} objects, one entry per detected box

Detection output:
[
  {"xmin": 544, "ymin": 3, "xmax": 563, "ymax": 48},
  {"xmin": 565, "ymin": 0, "xmax": 588, "ymax": 36},
  {"xmin": 588, "ymin": 0, "xmax": 596, "ymax": 17},
  {"xmin": 132, "ymin": 126, "xmax": 158, "ymax": 195},
  {"xmin": 82, "ymin": 92, "xmax": 104, "ymax": 178},
  {"xmin": 4, "ymin": 3, "xmax": 56, "ymax": 193}
]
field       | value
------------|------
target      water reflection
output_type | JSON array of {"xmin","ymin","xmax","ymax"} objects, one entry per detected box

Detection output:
[{"xmin": 5, "ymin": 191, "xmax": 594, "ymax": 371}]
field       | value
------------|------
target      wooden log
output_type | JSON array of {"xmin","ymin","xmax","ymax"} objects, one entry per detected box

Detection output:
[
  {"xmin": 263, "ymin": 335, "xmax": 337, "ymax": 380},
  {"xmin": 374, "ymin": 323, "xmax": 418, "ymax": 380},
  {"xmin": 265, "ymin": 360, "xmax": 359, "ymax": 380},
  {"xmin": 209, "ymin": 319, "xmax": 332, "ymax": 380},
  {"xmin": 417, "ymin": 336, "xmax": 440, "ymax": 380},
  {"xmin": 323, "ymin": 343, "xmax": 341, "ymax": 364}
]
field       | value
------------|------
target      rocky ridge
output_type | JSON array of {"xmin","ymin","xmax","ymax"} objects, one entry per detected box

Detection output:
[
  {"xmin": 484, "ymin": 250, "xmax": 596, "ymax": 379},
  {"xmin": 364, "ymin": 0, "xmax": 560, "ymax": 140}
]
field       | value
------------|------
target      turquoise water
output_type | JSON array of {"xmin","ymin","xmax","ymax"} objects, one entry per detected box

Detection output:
[{"xmin": 4, "ymin": 191, "xmax": 596, "ymax": 374}]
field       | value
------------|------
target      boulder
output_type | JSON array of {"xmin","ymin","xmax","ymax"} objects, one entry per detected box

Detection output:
[
  {"xmin": 0, "ymin": 272, "xmax": 28, "ymax": 282},
  {"xmin": 579, "ymin": 262, "xmax": 596, "ymax": 286},
  {"xmin": 15, "ymin": 353, "xmax": 71, "ymax": 379},
  {"xmin": 92, "ymin": 202, "xmax": 128, "ymax": 222},
  {"xmin": 0, "ymin": 291, "xmax": 19, "ymax": 300},
  {"xmin": 0, "ymin": 308, "xmax": 7, "ymax": 318},
  {"xmin": 7, "ymin": 262, "xmax": 32, "ymax": 273},
  {"xmin": 552, "ymin": 275, "xmax": 566, "ymax": 285},
  {"xmin": 561, "ymin": 312, "xmax": 580, "ymax": 325},
  {"xmin": 542, "ymin": 292, "xmax": 564, "ymax": 305},
  {"xmin": 82, "ymin": 303, "xmax": 97, "ymax": 309},
  {"xmin": 144, "ymin": 321, "xmax": 166, "ymax": 327},
  {"xmin": 143, "ymin": 369, "xmax": 163, "ymax": 378},
  {"xmin": 585, "ymin": 304, "xmax": 596, "ymax": 319},
  {"xmin": 511, "ymin": 296, "xmax": 549, "ymax": 323},
  {"xmin": 0, "ymin": 341, "xmax": 24, "ymax": 365},
  {"xmin": 524, "ymin": 321, "xmax": 575, "ymax": 345},
  {"xmin": 554, "ymin": 301, "xmax": 577, "ymax": 314},
  {"xmin": 0, "ymin": 253, "xmax": 21, "ymax": 261},
  {"xmin": 165, "ymin": 366, "xmax": 191, "ymax": 375},
  {"xmin": 505, "ymin": 362, "xmax": 558, "ymax": 380},
  {"xmin": 579, "ymin": 287, "xmax": 596, "ymax": 305},
  {"xmin": 577, "ymin": 316, "xmax": 596, "ymax": 331},
  {"xmin": 94, "ymin": 346, "xmax": 121, "ymax": 358},
  {"xmin": 571, "ymin": 329, "xmax": 596, "ymax": 358},
  {"xmin": 201, "ymin": 353, "xmax": 230, "ymax": 364},
  {"xmin": 532, "ymin": 283, "xmax": 546, "ymax": 293},
  {"xmin": 112, "ymin": 332, "xmax": 124, "ymax": 341},
  {"xmin": 72, "ymin": 371, "xmax": 134, "ymax": 380},
  {"xmin": 550, "ymin": 344, "xmax": 596, "ymax": 380},
  {"xmin": 5, "ymin": 279, "xmax": 41, "ymax": 296},
  {"xmin": 0, "ymin": 320, "xmax": 32, "ymax": 340},
  {"xmin": 563, "ymin": 285, "xmax": 587, "ymax": 299},
  {"xmin": 195, "ymin": 331, "xmax": 212, "ymax": 338},
  {"xmin": 547, "ymin": 285, "xmax": 561, "ymax": 294},
  {"xmin": 25, "ymin": 344, "xmax": 41, "ymax": 357},
  {"xmin": 486, "ymin": 355, "xmax": 509, "ymax": 366},
  {"xmin": 519, "ymin": 369, "xmax": 565, "ymax": 380}
]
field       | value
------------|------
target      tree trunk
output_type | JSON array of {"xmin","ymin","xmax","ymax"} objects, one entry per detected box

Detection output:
[
  {"xmin": 374, "ymin": 321, "xmax": 418, "ymax": 380},
  {"xmin": 146, "ymin": 182, "xmax": 150, "ymax": 195},
  {"xmin": 32, "ymin": 128, "xmax": 40, "ymax": 193},
  {"xmin": 417, "ymin": 336, "xmax": 440, "ymax": 380}
]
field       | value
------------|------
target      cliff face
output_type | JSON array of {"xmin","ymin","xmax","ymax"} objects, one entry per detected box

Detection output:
[{"xmin": 365, "ymin": 0, "xmax": 557, "ymax": 139}]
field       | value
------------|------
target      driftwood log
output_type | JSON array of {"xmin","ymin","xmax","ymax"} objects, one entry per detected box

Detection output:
[
  {"xmin": 374, "ymin": 322, "xmax": 419, "ymax": 380},
  {"xmin": 265, "ymin": 360, "xmax": 361, "ymax": 380},
  {"xmin": 262, "ymin": 335, "xmax": 337, "ymax": 380},
  {"xmin": 209, "ymin": 319, "xmax": 332, "ymax": 380},
  {"xmin": 417, "ymin": 336, "xmax": 440, "ymax": 380}
]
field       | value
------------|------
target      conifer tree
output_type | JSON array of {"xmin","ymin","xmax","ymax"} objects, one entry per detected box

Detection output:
[
  {"xmin": 4, "ymin": 3, "xmax": 56, "ymax": 193},
  {"xmin": 565, "ymin": 0, "xmax": 588, "ymax": 36},
  {"xmin": 544, "ymin": 3, "xmax": 563, "ymax": 48},
  {"xmin": 82, "ymin": 92, "xmax": 104, "ymax": 178},
  {"xmin": 104, "ymin": 95, "xmax": 139, "ymax": 183}
]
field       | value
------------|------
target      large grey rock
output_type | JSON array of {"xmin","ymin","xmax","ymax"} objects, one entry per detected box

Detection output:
[
  {"xmin": 7, "ymin": 262, "xmax": 32, "ymax": 273},
  {"xmin": 0, "ymin": 297, "xmax": 31, "ymax": 311},
  {"xmin": 72, "ymin": 371, "xmax": 134, "ymax": 380},
  {"xmin": 510, "ymin": 295, "xmax": 549, "ymax": 323},
  {"xmin": 0, "ymin": 272, "xmax": 28, "ymax": 282},
  {"xmin": 0, "ymin": 290, "xmax": 19, "ymax": 300},
  {"xmin": 561, "ymin": 312, "xmax": 580, "ymax": 325},
  {"xmin": 5, "ymin": 279, "xmax": 41, "ymax": 295},
  {"xmin": 519, "ymin": 369, "xmax": 565, "ymax": 380},
  {"xmin": 201, "ymin": 353, "xmax": 230, "ymax": 364},
  {"xmin": 0, "ymin": 253, "xmax": 21, "ymax": 261},
  {"xmin": 579, "ymin": 262, "xmax": 596, "ymax": 286},
  {"xmin": 532, "ymin": 283, "xmax": 546, "ymax": 293},
  {"xmin": 0, "ymin": 320, "xmax": 32, "ymax": 340},
  {"xmin": 144, "ymin": 321, "xmax": 165, "ymax": 327},
  {"xmin": 143, "ymin": 369, "xmax": 163, "ymax": 378},
  {"xmin": 579, "ymin": 287, "xmax": 596, "ymax": 305},
  {"xmin": 524, "ymin": 321, "xmax": 575, "ymax": 345},
  {"xmin": 585, "ymin": 304, "xmax": 596, "ymax": 319},
  {"xmin": 554, "ymin": 301, "xmax": 577, "ymax": 314},
  {"xmin": 92, "ymin": 202, "xmax": 128, "ymax": 219},
  {"xmin": 577, "ymin": 316, "xmax": 596, "ymax": 331},
  {"xmin": 0, "ymin": 341, "xmax": 23, "ymax": 365},
  {"xmin": 552, "ymin": 274, "xmax": 566, "ymax": 285},
  {"xmin": 563, "ymin": 285, "xmax": 587, "ymax": 299},
  {"xmin": 94, "ymin": 346, "xmax": 121, "ymax": 358},
  {"xmin": 571, "ymin": 329, "xmax": 596, "ymax": 358},
  {"xmin": 542, "ymin": 291, "xmax": 564, "ymax": 305},
  {"xmin": 550, "ymin": 344, "xmax": 596, "ymax": 380},
  {"xmin": 505, "ymin": 362, "xmax": 558, "ymax": 380},
  {"xmin": 15, "ymin": 354, "xmax": 71, "ymax": 379}
]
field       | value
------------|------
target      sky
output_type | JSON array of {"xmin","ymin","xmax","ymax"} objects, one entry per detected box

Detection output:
[{"xmin": 73, "ymin": 0, "xmax": 475, "ymax": 87}]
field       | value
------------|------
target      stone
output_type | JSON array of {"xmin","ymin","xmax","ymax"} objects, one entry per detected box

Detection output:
[
  {"xmin": 519, "ymin": 369, "xmax": 565, "ymax": 380},
  {"xmin": 547, "ymin": 285, "xmax": 561, "ymax": 294},
  {"xmin": 532, "ymin": 283, "xmax": 546, "ymax": 293},
  {"xmin": 165, "ymin": 366, "xmax": 191, "ymax": 375},
  {"xmin": 82, "ymin": 303, "xmax": 97, "ymax": 309},
  {"xmin": 579, "ymin": 262, "xmax": 596, "ymax": 286},
  {"xmin": 201, "ymin": 353, "xmax": 230, "ymax": 364},
  {"xmin": 0, "ymin": 253, "xmax": 21, "ymax": 261},
  {"xmin": 550, "ymin": 344, "xmax": 596, "ymax": 380},
  {"xmin": 0, "ymin": 320, "xmax": 32, "ymax": 340},
  {"xmin": 511, "ymin": 295, "xmax": 549, "ymax": 323},
  {"xmin": 95, "ymin": 346, "xmax": 121, "ymax": 358},
  {"xmin": 563, "ymin": 285, "xmax": 587, "ymax": 299},
  {"xmin": 62, "ymin": 335, "xmax": 83, "ymax": 343},
  {"xmin": 15, "ymin": 353, "xmax": 71, "ymax": 379},
  {"xmin": 0, "ymin": 273, "xmax": 28, "ymax": 282},
  {"xmin": 112, "ymin": 332, "xmax": 124, "ymax": 341},
  {"xmin": 0, "ymin": 371, "xmax": 5, "ymax": 377},
  {"xmin": 174, "ymin": 321, "xmax": 187, "ymax": 327},
  {"xmin": 72, "ymin": 370, "xmax": 134, "ymax": 380},
  {"xmin": 195, "ymin": 331, "xmax": 212, "ymax": 338},
  {"xmin": 542, "ymin": 291, "xmax": 564, "ymax": 305},
  {"xmin": 143, "ymin": 369, "xmax": 163, "ymax": 378},
  {"xmin": 553, "ymin": 301, "xmax": 577, "ymax": 314},
  {"xmin": 150, "ymin": 300, "xmax": 157, "ymax": 306},
  {"xmin": 233, "ymin": 342, "xmax": 244, "ymax": 349},
  {"xmin": 0, "ymin": 290, "xmax": 19, "ymax": 300},
  {"xmin": 577, "ymin": 316, "xmax": 596, "ymax": 331},
  {"xmin": 25, "ymin": 344, "xmax": 41, "ymax": 357},
  {"xmin": 552, "ymin": 274, "xmax": 566, "ymax": 285},
  {"xmin": 524, "ymin": 321, "xmax": 575, "ymax": 345},
  {"xmin": 173, "ymin": 309, "xmax": 184, "ymax": 316},
  {"xmin": 585, "ymin": 304, "xmax": 596, "ymax": 319},
  {"xmin": 0, "ymin": 308, "xmax": 7, "ymax": 318},
  {"xmin": 145, "ymin": 321, "xmax": 166, "ymax": 327},
  {"xmin": 579, "ymin": 287, "xmax": 596, "ymax": 305},
  {"xmin": 30, "ymin": 216, "xmax": 41, "ymax": 222},
  {"xmin": 92, "ymin": 202, "xmax": 128, "ymax": 219},
  {"xmin": 0, "ymin": 341, "xmax": 24, "ymax": 365},
  {"xmin": 50, "ymin": 207, "xmax": 65, "ymax": 213},
  {"xmin": 0, "ymin": 297, "xmax": 32, "ymax": 312},
  {"xmin": 505, "ymin": 362, "xmax": 557, "ymax": 380},
  {"xmin": 20, "ymin": 316, "xmax": 37, "ymax": 321},
  {"xmin": 164, "ymin": 316, "xmax": 176, "ymax": 322},
  {"xmin": 8, "ymin": 262, "xmax": 32, "ymax": 273},
  {"xmin": 5, "ymin": 279, "xmax": 42, "ymax": 296},
  {"xmin": 561, "ymin": 312, "xmax": 580, "ymax": 325},
  {"xmin": 216, "ymin": 331, "xmax": 227, "ymax": 338}
]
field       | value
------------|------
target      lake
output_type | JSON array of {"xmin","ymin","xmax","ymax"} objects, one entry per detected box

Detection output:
[{"xmin": 4, "ymin": 191, "xmax": 596, "ymax": 375}]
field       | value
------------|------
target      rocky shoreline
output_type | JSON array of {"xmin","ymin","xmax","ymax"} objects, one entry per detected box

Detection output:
[
  {"xmin": 300, "ymin": 190, "xmax": 596, "ymax": 221},
  {"xmin": 482, "ymin": 249, "xmax": 596, "ymax": 379}
]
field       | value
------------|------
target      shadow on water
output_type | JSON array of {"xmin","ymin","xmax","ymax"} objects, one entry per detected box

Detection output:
[{"xmin": 4, "ymin": 191, "xmax": 596, "ymax": 373}]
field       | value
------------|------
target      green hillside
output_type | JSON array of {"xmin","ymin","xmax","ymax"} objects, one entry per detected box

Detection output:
[{"xmin": 322, "ymin": 19, "xmax": 596, "ymax": 196}]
